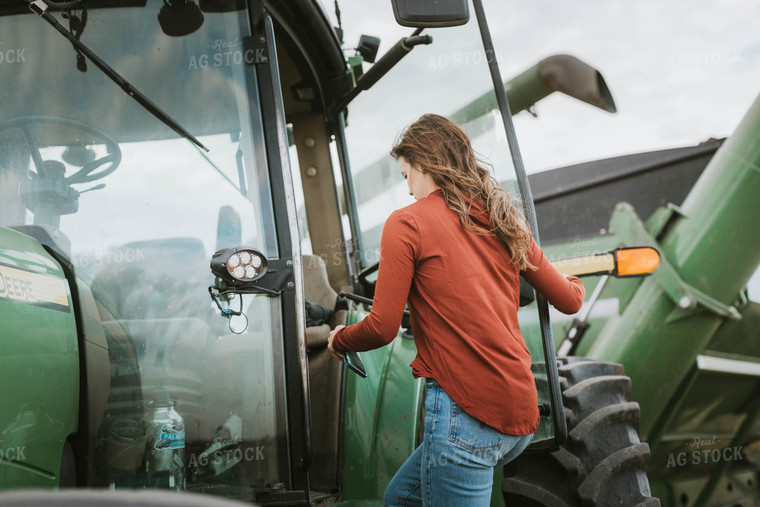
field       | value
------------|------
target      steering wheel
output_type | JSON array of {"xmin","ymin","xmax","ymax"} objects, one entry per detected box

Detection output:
[{"xmin": 0, "ymin": 116, "xmax": 122, "ymax": 184}]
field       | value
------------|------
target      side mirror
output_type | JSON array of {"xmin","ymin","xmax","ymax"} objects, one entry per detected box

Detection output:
[{"xmin": 391, "ymin": 0, "xmax": 469, "ymax": 28}]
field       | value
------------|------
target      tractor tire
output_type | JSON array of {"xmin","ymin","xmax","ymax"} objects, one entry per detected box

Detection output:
[{"xmin": 501, "ymin": 359, "xmax": 660, "ymax": 506}]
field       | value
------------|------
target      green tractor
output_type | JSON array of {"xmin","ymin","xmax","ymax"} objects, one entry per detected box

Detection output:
[{"xmin": 0, "ymin": 1, "xmax": 756, "ymax": 506}]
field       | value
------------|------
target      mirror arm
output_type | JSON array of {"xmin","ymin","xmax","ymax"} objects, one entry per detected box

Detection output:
[{"xmin": 333, "ymin": 32, "xmax": 433, "ymax": 112}]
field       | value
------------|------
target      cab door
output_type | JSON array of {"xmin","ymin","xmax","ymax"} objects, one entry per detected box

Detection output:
[{"xmin": 329, "ymin": 0, "xmax": 566, "ymax": 454}]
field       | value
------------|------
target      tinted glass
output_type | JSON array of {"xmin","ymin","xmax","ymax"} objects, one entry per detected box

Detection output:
[{"xmin": 0, "ymin": 5, "xmax": 288, "ymax": 498}]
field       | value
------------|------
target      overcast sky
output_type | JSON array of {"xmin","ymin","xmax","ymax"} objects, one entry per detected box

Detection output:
[{"xmin": 326, "ymin": 0, "xmax": 759, "ymax": 173}]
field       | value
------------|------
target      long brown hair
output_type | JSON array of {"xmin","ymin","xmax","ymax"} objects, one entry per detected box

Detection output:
[{"xmin": 391, "ymin": 113, "xmax": 536, "ymax": 270}]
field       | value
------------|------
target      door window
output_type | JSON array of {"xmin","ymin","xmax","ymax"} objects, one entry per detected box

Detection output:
[{"xmin": 0, "ymin": 5, "xmax": 287, "ymax": 497}]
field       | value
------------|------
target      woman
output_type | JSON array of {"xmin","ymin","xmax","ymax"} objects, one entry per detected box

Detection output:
[{"xmin": 327, "ymin": 114, "xmax": 585, "ymax": 506}]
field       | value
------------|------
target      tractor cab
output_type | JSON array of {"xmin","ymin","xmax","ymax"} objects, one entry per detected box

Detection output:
[{"xmin": 0, "ymin": 0, "xmax": 633, "ymax": 505}]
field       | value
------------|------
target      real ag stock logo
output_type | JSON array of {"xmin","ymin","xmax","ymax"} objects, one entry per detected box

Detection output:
[
  {"xmin": 0, "ymin": 42, "xmax": 26, "ymax": 65},
  {"xmin": 666, "ymin": 436, "xmax": 744, "ymax": 468}
]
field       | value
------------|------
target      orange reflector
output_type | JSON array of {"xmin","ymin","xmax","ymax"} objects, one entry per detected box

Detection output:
[{"xmin": 616, "ymin": 247, "xmax": 660, "ymax": 276}]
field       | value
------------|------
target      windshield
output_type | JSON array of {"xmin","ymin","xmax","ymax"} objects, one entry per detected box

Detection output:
[
  {"xmin": 0, "ymin": 4, "xmax": 287, "ymax": 498},
  {"xmin": 341, "ymin": 17, "xmax": 555, "ymax": 445}
]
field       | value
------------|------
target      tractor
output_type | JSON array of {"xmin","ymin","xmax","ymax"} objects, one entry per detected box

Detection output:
[{"xmin": 0, "ymin": 1, "xmax": 756, "ymax": 506}]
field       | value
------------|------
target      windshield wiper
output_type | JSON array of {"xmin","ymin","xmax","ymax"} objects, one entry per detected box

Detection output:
[{"xmin": 27, "ymin": 0, "xmax": 209, "ymax": 152}]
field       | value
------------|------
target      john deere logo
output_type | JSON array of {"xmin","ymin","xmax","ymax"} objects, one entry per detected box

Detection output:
[
  {"xmin": 0, "ymin": 264, "xmax": 69, "ymax": 312},
  {"xmin": 0, "ymin": 268, "xmax": 37, "ymax": 303}
]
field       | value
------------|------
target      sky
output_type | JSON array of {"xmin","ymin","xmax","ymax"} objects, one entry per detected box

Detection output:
[{"xmin": 326, "ymin": 0, "xmax": 760, "ymax": 173}]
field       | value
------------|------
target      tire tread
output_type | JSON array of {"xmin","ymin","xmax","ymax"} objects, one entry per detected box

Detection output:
[{"xmin": 502, "ymin": 358, "xmax": 660, "ymax": 506}]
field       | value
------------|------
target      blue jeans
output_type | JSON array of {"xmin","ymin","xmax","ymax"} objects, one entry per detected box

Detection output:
[{"xmin": 384, "ymin": 380, "xmax": 533, "ymax": 506}]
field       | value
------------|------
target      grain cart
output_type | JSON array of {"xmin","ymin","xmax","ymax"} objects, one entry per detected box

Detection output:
[{"xmin": 0, "ymin": 0, "xmax": 682, "ymax": 505}]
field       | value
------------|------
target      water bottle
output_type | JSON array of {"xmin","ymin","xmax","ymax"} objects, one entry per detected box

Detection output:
[{"xmin": 144, "ymin": 388, "xmax": 186, "ymax": 490}]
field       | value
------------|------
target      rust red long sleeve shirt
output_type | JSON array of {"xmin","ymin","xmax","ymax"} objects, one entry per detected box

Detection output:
[{"xmin": 332, "ymin": 190, "xmax": 585, "ymax": 435}]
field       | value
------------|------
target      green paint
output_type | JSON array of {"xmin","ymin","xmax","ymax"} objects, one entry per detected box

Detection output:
[
  {"xmin": 0, "ymin": 227, "xmax": 79, "ymax": 489},
  {"xmin": 340, "ymin": 310, "xmax": 423, "ymax": 503},
  {"xmin": 534, "ymin": 94, "xmax": 760, "ymax": 505},
  {"xmin": 586, "ymin": 94, "xmax": 760, "ymax": 440}
]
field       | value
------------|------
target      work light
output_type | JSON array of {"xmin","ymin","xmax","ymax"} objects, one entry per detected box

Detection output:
[{"xmin": 210, "ymin": 247, "xmax": 267, "ymax": 285}]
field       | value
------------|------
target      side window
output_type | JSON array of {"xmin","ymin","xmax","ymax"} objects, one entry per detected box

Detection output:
[{"xmin": 287, "ymin": 124, "xmax": 314, "ymax": 256}]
